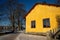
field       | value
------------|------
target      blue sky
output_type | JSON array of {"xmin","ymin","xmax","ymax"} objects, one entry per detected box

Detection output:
[
  {"xmin": 0, "ymin": 0, "xmax": 59, "ymax": 26},
  {"xmin": 19, "ymin": 0, "xmax": 57, "ymax": 12},
  {"xmin": 0, "ymin": 0, "xmax": 58, "ymax": 11}
]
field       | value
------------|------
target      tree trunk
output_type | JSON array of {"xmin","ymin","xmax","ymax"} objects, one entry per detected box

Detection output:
[
  {"xmin": 18, "ymin": 15, "xmax": 20, "ymax": 31},
  {"xmin": 12, "ymin": 14, "xmax": 15, "ymax": 32}
]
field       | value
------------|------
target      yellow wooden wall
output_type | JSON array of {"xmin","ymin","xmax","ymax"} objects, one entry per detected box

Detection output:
[{"xmin": 26, "ymin": 4, "xmax": 60, "ymax": 33}]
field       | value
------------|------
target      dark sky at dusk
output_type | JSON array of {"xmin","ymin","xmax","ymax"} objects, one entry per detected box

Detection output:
[{"xmin": 0, "ymin": 0, "xmax": 59, "ymax": 26}]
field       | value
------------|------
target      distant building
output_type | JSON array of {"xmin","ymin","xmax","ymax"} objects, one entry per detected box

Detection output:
[
  {"xmin": 24, "ymin": 3, "xmax": 60, "ymax": 34},
  {"xmin": 0, "ymin": 26, "xmax": 13, "ymax": 33}
]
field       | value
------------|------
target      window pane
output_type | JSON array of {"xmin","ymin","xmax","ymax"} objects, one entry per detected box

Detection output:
[
  {"xmin": 31, "ymin": 21, "xmax": 36, "ymax": 28},
  {"xmin": 43, "ymin": 18, "xmax": 50, "ymax": 28}
]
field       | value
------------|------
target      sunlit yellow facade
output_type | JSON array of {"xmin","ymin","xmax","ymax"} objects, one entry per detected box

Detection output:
[{"xmin": 25, "ymin": 3, "xmax": 60, "ymax": 33}]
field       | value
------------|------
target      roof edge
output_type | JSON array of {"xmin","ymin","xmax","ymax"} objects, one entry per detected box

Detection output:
[{"xmin": 24, "ymin": 2, "xmax": 60, "ymax": 19}]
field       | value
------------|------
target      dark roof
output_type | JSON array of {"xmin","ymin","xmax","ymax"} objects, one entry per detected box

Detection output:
[{"xmin": 24, "ymin": 3, "xmax": 60, "ymax": 19}]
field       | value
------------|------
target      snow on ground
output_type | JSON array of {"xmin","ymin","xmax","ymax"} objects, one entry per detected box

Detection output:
[
  {"xmin": 15, "ymin": 33, "xmax": 47, "ymax": 40},
  {"xmin": 0, "ymin": 33, "xmax": 47, "ymax": 40},
  {"xmin": 0, "ymin": 33, "xmax": 19, "ymax": 40}
]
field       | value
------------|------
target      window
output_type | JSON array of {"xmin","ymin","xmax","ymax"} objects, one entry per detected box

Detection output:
[
  {"xmin": 43, "ymin": 18, "xmax": 50, "ymax": 28},
  {"xmin": 31, "ymin": 21, "xmax": 36, "ymax": 28}
]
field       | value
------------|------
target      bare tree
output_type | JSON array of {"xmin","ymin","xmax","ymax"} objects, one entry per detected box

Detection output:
[
  {"xmin": 57, "ymin": 0, "xmax": 60, "ymax": 5},
  {"xmin": 0, "ymin": 0, "xmax": 26, "ymax": 32},
  {"xmin": 56, "ymin": 15, "xmax": 60, "ymax": 28},
  {"xmin": 7, "ymin": 0, "xmax": 26, "ymax": 32},
  {"xmin": 15, "ymin": 3, "xmax": 26, "ymax": 30}
]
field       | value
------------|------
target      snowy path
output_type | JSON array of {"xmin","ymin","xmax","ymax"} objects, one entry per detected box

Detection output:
[
  {"xmin": 0, "ymin": 33, "xmax": 47, "ymax": 40},
  {"xmin": 16, "ymin": 33, "xmax": 47, "ymax": 40}
]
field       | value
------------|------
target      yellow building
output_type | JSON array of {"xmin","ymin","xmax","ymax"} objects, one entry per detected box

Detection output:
[{"xmin": 25, "ymin": 3, "xmax": 60, "ymax": 34}]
